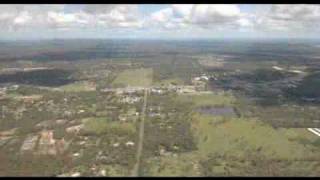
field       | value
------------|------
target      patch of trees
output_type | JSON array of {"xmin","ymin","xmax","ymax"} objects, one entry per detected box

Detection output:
[
  {"xmin": 0, "ymin": 69, "xmax": 75, "ymax": 87},
  {"xmin": 143, "ymin": 94, "xmax": 197, "ymax": 158},
  {"xmin": 284, "ymin": 72, "xmax": 320, "ymax": 103}
]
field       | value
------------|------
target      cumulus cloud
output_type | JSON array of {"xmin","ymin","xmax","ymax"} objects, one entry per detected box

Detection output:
[
  {"xmin": 254, "ymin": 5, "xmax": 320, "ymax": 32},
  {"xmin": 149, "ymin": 7, "xmax": 188, "ymax": 29},
  {"xmin": 47, "ymin": 11, "xmax": 91, "ymax": 30},
  {"xmin": 82, "ymin": 5, "xmax": 143, "ymax": 28},
  {"xmin": 148, "ymin": 4, "xmax": 252, "ymax": 30},
  {"xmin": 0, "ymin": 4, "xmax": 143, "ymax": 31},
  {"xmin": 0, "ymin": 5, "xmax": 65, "ymax": 31},
  {"xmin": 0, "ymin": 4, "xmax": 318, "ymax": 37}
]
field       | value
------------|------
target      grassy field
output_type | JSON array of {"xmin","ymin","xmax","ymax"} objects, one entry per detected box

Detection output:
[
  {"xmin": 112, "ymin": 68, "xmax": 153, "ymax": 87},
  {"xmin": 58, "ymin": 81, "xmax": 96, "ymax": 92},
  {"xmin": 83, "ymin": 117, "xmax": 136, "ymax": 136},
  {"xmin": 191, "ymin": 114, "xmax": 318, "ymax": 160},
  {"xmin": 189, "ymin": 113, "xmax": 320, "ymax": 176},
  {"xmin": 176, "ymin": 92, "xmax": 236, "ymax": 107},
  {"xmin": 153, "ymin": 78, "xmax": 185, "ymax": 86},
  {"xmin": 144, "ymin": 153, "xmax": 200, "ymax": 176},
  {"xmin": 144, "ymin": 113, "xmax": 320, "ymax": 176}
]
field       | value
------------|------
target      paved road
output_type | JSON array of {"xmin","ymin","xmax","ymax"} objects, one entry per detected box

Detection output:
[{"xmin": 131, "ymin": 88, "xmax": 148, "ymax": 176}]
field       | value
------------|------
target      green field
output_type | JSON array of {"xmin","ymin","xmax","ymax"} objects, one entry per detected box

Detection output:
[
  {"xmin": 83, "ymin": 117, "xmax": 136, "ymax": 136},
  {"xmin": 145, "ymin": 113, "xmax": 320, "ymax": 176},
  {"xmin": 192, "ymin": 114, "xmax": 318, "ymax": 159},
  {"xmin": 58, "ymin": 81, "xmax": 96, "ymax": 92},
  {"xmin": 144, "ymin": 153, "xmax": 200, "ymax": 176},
  {"xmin": 143, "ymin": 89, "xmax": 320, "ymax": 176},
  {"xmin": 112, "ymin": 68, "xmax": 153, "ymax": 87},
  {"xmin": 153, "ymin": 78, "xmax": 185, "ymax": 86},
  {"xmin": 176, "ymin": 92, "xmax": 236, "ymax": 107},
  {"xmin": 191, "ymin": 113, "xmax": 320, "ymax": 176}
]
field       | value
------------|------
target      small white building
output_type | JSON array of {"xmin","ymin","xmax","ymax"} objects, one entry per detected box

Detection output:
[
  {"xmin": 272, "ymin": 66, "xmax": 284, "ymax": 71},
  {"xmin": 125, "ymin": 141, "xmax": 135, "ymax": 146}
]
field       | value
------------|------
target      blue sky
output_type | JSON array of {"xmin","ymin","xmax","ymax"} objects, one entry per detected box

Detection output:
[
  {"xmin": 0, "ymin": 4, "xmax": 319, "ymax": 40},
  {"xmin": 138, "ymin": 4, "xmax": 171, "ymax": 14}
]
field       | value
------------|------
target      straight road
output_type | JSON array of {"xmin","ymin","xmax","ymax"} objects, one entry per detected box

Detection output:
[{"xmin": 131, "ymin": 88, "xmax": 148, "ymax": 176}]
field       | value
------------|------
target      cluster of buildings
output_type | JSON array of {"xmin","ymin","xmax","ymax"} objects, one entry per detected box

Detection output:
[
  {"xmin": 20, "ymin": 130, "xmax": 69, "ymax": 156},
  {"xmin": 0, "ymin": 128, "xmax": 18, "ymax": 147},
  {"xmin": 100, "ymin": 87, "xmax": 145, "ymax": 95},
  {"xmin": 176, "ymin": 74, "xmax": 210, "ymax": 94},
  {"xmin": 0, "ymin": 85, "xmax": 20, "ymax": 98}
]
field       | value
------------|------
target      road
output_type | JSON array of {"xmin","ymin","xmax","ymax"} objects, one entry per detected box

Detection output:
[{"xmin": 131, "ymin": 88, "xmax": 148, "ymax": 176}]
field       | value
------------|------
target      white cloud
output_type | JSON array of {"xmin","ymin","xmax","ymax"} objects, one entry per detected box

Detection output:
[
  {"xmin": 0, "ymin": 4, "xmax": 319, "ymax": 37},
  {"xmin": 47, "ymin": 11, "xmax": 91, "ymax": 30},
  {"xmin": 78, "ymin": 5, "xmax": 143, "ymax": 28},
  {"xmin": 254, "ymin": 5, "xmax": 320, "ymax": 32},
  {"xmin": 189, "ymin": 4, "xmax": 241, "ymax": 24},
  {"xmin": 0, "ymin": 4, "xmax": 143, "ymax": 31},
  {"xmin": 149, "ymin": 4, "xmax": 251, "ymax": 30},
  {"xmin": 149, "ymin": 8, "xmax": 184, "ymax": 29},
  {"xmin": 13, "ymin": 11, "xmax": 32, "ymax": 25},
  {"xmin": 237, "ymin": 18, "xmax": 253, "ymax": 27},
  {"xmin": 0, "ymin": 5, "xmax": 65, "ymax": 31}
]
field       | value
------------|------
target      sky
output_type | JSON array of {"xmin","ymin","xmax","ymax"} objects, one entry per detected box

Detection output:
[{"xmin": 0, "ymin": 4, "xmax": 320, "ymax": 40}]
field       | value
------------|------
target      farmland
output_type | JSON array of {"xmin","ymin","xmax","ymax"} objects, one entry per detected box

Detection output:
[{"xmin": 112, "ymin": 68, "xmax": 153, "ymax": 88}]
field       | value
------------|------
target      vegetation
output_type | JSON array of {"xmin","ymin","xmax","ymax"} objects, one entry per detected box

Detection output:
[
  {"xmin": 83, "ymin": 117, "xmax": 136, "ymax": 136},
  {"xmin": 112, "ymin": 68, "xmax": 153, "ymax": 87},
  {"xmin": 0, "ymin": 39, "xmax": 320, "ymax": 176},
  {"xmin": 59, "ymin": 81, "xmax": 95, "ymax": 92},
  {"xmin": 176, "ymin": 92, "xmax": 236, "ymax": 107}
]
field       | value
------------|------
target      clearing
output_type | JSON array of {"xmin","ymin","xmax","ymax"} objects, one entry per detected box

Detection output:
[{"xmin": 112, "ymin": 68, "xmax": 153, "ymax": 87}]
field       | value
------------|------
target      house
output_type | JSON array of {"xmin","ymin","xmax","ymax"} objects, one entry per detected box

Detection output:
[
  {"xmin": 115, "ymin": 89, "xmax": 123, "ymax": 95},
  {"xmin": 125, "ymin": 141, "xmax": 135, "ymax": 146},
  {"xmin": 177, "ymin": 86, "xmax": 197, "ymax": 94},
  {"xmin": 272, "ymin": 66, "xmax": 284, "ymax": 71},
  {"xmin": 37, "ymin": 130, "xmax": 68, "ymax": 155},
  {"xmin": 0, "ymin": 87, "xmax": 6, "ymax": 96},
  {"xmin": 151, "ymin": 88, "xmax": 164, "ymax": 95},
  {"xmin": 20, "ymin": 95, "xmax": 43, "ymax": 104},
  {"xmin": 35, "ymin": 120, "xmax": 56, "ymax": 129},
  {"xmin": 100, "ymin": 170, "xmax": 106, "ymax": 176},
  {"xmin": 37, "ymin": 130, "xmax": 57, "ymax": 155},
  {"xmin": 191, "ymin": 79, "xmax": 206, "ymax": 91},
  {"xmin": 194, "ymin": 77, "xmax": 201, "ymax": 81},
  {"xmin": 9, "ymin": 85, "xmax": 19, "ymax": 91},
  {"xmin": 127, "ymin": 108, "xmax": 139, "ymax": 116},
  {"xmin": 121, "ymin": 96, "xmax": 141, "ymax": 104},
  {"xmin": 200, "ymin": 75, "xmax": 209, "ymax": 81},
  {"xmin": 118, "ymin": 108, "xmax": 139, "ymax": 122},
  {"xmin": 118, "ymin": 114, "xmax": 127, "ymax": 122},
  {"xmin": 100, "ymin": 88, "xmax": 115, "ymax": 93},
  {"xmin": 66, "ymin": 124, "xmax": 84, "ymax": 134},
  {"xmin": 20, "ymin": 135, "xmax": 39, "ymax": 152},
  {"xmin": 149, "ymin": 105, "xmax": 161, "ymax": 112},
  {"xmin": 193, "ymin": 74, "xmax": 209, "ymax": 82},
  {"xmin": 112, "ymin": 142, "xmax": 120, "ymax": 147},
  {"xmin": 149, "ymin": 112, "xmax": 162, "ymax": 117},
  {"xmin": 71, "ymin": 172, "xmax": 81, "ymax": 177}
]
